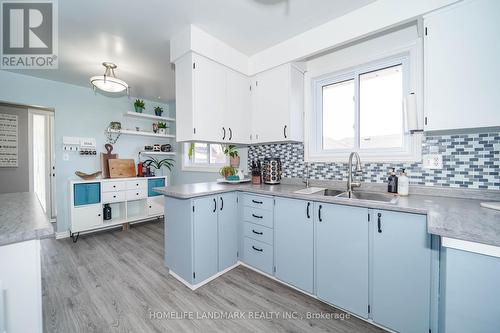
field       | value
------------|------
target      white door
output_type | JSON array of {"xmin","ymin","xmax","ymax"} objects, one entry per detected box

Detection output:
[
  {"xmin": 193, "ymin": 54, "xmax": 225, "ymax": 142},
  {"xmin": 226, "ymin": 69, "xmax": 251, "ymax": 144}
]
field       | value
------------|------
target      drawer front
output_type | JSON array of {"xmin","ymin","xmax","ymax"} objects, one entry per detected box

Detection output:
[
  {"xmin": 102, "ymin": 181, "xmax": 125, "ymax": 192},
  {"xmin": 74, "ymin": 183, "xmax": 100, "ymax": 206},
  {"xmin": 244, "ymin": 222, "xmax": 273, "ymax": 245},
  {"xmin": 126, "ymin": 180, "xmax": 147, "ymax": 190},
  {"xmin": 102, "ymin": 191, "xmax": 125, "ymax": 204},
  {"xmin": 148, "ymin": 178, "xmax": 165, "ymax": 197},
  {"xmin": 243, "ymin": 206, "xmax": 273, "ymax": 228},
  {"xmin": 243, "ymin": 237, "xmax": 273, "ymax": 275},
  {"xmin": 126, "ymin": 188, "xmax": 147, "ymax": 201},
  {"xmin": 242, "ymin": 193, "xmax": 273, "ymax": 211},
  {"xmin": 72, "ymin": 204, "xmax": 102, "ymax": 232},
  {"xmin": 147, "ymin": 196, "xmax": 164, "ymax": 216}
]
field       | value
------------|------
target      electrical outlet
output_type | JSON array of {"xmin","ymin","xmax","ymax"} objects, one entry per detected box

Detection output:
[{"xmin": 423, "ymin": 154, "xmax": 443, "ymax": 169}]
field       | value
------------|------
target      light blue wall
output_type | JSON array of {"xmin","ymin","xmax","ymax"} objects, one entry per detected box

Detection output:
[{"xmin": 0, "ymin": 70, "xmax": 175, "ymax": 233}]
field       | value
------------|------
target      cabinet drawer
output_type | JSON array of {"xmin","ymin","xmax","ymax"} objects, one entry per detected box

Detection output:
[
  {"xmin": 147, "ymin": 196, "xmax": 164, "ymax": 216},
  {"xmin": 242, "ymin": 193, "xmax": 273, "ymax": 211},
  {"xmin": 244, "ymin": 222, "xmax": 273, "ymax": 245},
  {"xmin": 102, "ymin": 181, "xmax": 125, "ymax": 192},
  {"xmin": 126, "ymin": 179, "xmax": 147, "ymax": 190},
  {"xmin": 102, "ymin": 191, "xmax": 125, "ymax": 203},
  {"xmin": 72, "ymin": 204, "xmax": 102, "ymax": 232},
  {"xmin": 243, "ymin": 206, "xmax": 273, "ymax": 228},
  {"xmin": 243, "ymin": 237, "xmax": 273, "ymax": 275},
  {"xmin": 126, "ymin": 188, "xmax": 147, "ymax": 201}
]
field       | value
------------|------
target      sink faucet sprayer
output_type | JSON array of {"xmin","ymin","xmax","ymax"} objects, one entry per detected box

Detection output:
[{"xmin": 347, "ymin": 152, "xmax": 362, "ymax": 197}]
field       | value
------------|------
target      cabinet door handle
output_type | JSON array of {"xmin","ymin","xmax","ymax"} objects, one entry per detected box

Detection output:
[
  {"xmin": 220, "ymin": 197, "xmax": 224, "ymax": 211},
  {"xmin": 228, "ymin": 128, "xmax": 232, "ymax": 140},
  {"xmin": 213, "ymin": 198, "xmax": 217, "ymax": 212},
  {"xmin": 252, "ymin": 246, "xmax": 263, "ymax": 252},
  {"xmin": 284, "ymin": 125, "xmax": 287, "ymax": 138},
  {"xmin": 377, "ymin": 213, "xmax": 382, "ymax": 233},
  {"xmin": 306, "ymin": 202, "xmax": 310, "ymax": 219},
  {"xmin": 113, "ymin": 195, "xmax": 116, "ymax": 198},
  {"xmin": 252, "ymin": 213, "xmax": 263, "ymax": 219},
  {"xmin": 252, "ymin": 199, "xmax": 263, "ymax": 204},
  {"xmin": 98, "ymin": 213, "xmax": 101, "ymax": 217},
  {"xmin": 318, "ymin": 205, "xmax": 323, "ymax": 222},
  {"xmin": 252, "ymin": 229, "xmax": 263, "ymax": 235},
  {"xmin": 222, "ymin": 127, "xmax": 226, "ymax": 140}
]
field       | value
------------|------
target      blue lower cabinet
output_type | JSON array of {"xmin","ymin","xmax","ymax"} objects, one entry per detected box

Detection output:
[
  {"xmin": 73, "ymin": 182, "xmax": 100, "ymax": 206},
  {"xmin": 193, "ymin": 195, "xmax": 219, "ymax": 284},
  {"xmin": 372, "ymin": 210, "xmax": 430, "ymax": 333},
  {"xmin": 148, "ymin": 178, "xmax": 165, "ymax": 197},
  {"xmin": 440, "ymin": 247, "xmax": 500, "ymax": 333},
  {"xmin": 315, "ymin": 203, "xmax": 369, "ymax": 318},
  {"xmin": 275, "ymin": 197, "xmax": 313, "ymax": 293},
  {"xmin": 218, "ymin": 192, "xmax": 238, "ymax": 271}
]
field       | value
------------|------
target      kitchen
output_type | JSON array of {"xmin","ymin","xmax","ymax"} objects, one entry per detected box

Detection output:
[{"xmin": 0, "ymin": 0, "xmax": 499, "ymax": 332}]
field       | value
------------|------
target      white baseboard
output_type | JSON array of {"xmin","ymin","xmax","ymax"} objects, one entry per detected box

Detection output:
[
  {"xmin": 169, "ymin": 262, "xmax": 240, "ymax": 290},
  {"xmin": 55, "ymin": 231, "xmax": 70, "ymax": 239}
]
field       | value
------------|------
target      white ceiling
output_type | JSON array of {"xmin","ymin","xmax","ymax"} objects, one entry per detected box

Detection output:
[{"xmin": 6, "ymin": 0, "xmax": 375, "ymax": 102}]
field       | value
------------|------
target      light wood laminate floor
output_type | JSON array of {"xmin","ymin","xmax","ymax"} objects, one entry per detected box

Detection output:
[{"xmin": 41, "ymin": 221, "xmax": 384, "ymax": 333}]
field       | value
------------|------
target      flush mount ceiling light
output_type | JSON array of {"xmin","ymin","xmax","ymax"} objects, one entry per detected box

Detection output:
[{"xmin": 90, "ymin": 62, "xmax": 129, "ymax": 94}]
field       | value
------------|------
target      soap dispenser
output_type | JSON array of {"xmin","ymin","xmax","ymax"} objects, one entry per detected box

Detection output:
[
  {"xmin": 387, "ymin": 168, "xmax": 398, "ymax": 193},
  {"xmin": 397, "ymin": 169, "xmax": 409, "ymax": 196}
]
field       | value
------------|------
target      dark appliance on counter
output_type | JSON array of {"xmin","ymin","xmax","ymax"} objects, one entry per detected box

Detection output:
[{"xmin": 263, "ymin": 157, "xmax": 282, "ymax": 184}]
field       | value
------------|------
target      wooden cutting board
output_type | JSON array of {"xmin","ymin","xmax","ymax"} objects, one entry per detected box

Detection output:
[
  {"xmin": 108, "ymin": 159, "xmax": 136, "ymax": 178},
  {"xmin": 101, "ymin": 144, "xmax": 118, "ymax": 178}
]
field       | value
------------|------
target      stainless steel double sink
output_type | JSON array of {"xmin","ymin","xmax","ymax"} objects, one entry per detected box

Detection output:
[{"xmin": 323, "ymin": 189, "xmax": 399, "ymax": 204}]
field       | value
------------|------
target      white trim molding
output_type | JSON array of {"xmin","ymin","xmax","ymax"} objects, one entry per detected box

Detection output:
[{"xmin": 442, "ymin": 237, "xmax": 500, "ymax": 259}]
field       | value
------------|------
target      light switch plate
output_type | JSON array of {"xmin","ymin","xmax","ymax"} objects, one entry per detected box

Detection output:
[{"xmin": 423, "ymin": 154, "xmax": 443, "ymax": 169}]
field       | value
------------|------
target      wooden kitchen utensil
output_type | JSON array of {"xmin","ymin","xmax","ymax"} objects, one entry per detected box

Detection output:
[
  {"xmin": 108, "ymin": 159, "xmax": 136, "ymax": 178},
  {"xmin": 101, "ymin": 144, "xmax": 118, "ymax": 178}
]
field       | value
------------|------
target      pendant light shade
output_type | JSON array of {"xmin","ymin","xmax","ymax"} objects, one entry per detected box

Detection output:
[{"xmin": 90, "ymin": 62, "xmax": 129, "ymax": 94}]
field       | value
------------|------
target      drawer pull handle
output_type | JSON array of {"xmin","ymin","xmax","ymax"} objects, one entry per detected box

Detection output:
[
  {"xmin": 252, "ymin": 199, "xmax": 263, "ymax": 204},
  {"xmin": 136, "ymin": 193, "xmax": 139, "ymax": 195},
  {"xmin": 113, "ymin": 185, "xmax": 116, "ymax": 188},
  {"xmin": 252, "ymin": 246, "xmax": 263, "ymax": 252},
  {"xmin": 252, "ymin": 229, "xmax": 263, "ymax": 235},
  {"xmin": 113, "ymin": 195, "xmax": 116, "ymax": 198},
  {"xmin": 252, "ymin": 214, "xmax": 263, "ymax": 219}
]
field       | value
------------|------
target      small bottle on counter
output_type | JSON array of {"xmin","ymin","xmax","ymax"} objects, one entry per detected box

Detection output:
[
  {"xmin": 387, "ymin": 168, "xmax": 398, "ymax": 193},
  {"xmin": 251, "ymin": 160, "xmax": 261, "ymax": 185},
  {"xmin": 397, "ymin": 169, "xmax": 409, "ymax": 196},
  {"xmin": 103, "ymin": 204, "xmax": 112, "ymax": 220}
]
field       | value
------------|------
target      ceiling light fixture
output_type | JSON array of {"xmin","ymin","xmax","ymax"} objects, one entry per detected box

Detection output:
[{"xmin": 90, "ymin": 62, "xmax": 129, "ymax": 94}]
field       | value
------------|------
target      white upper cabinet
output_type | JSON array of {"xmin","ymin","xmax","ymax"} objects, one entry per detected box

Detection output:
[
  {"xmin": 226, "ymin": 68, "xmax": 251, "ymax": 143},
  {"xmin": 251, "ymin": 63, "xmax": 304, "ymax": 143},
  {"xmin": 424, "ymin": 0, "xmax": 500, "ymax": 131}
]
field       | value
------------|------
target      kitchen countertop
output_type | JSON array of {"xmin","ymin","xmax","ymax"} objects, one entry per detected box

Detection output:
[
  {"xmin": 155, "ymin": 182, "xmax": 500, "ymax": 247},
  {"xmin": 0, "ymin": 192, "xmax": 54, "ymax": 247}
]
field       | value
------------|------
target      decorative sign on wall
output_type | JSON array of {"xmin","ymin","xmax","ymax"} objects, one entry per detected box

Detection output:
[{"xmin": 0, "ymin": 113, "xmax": 18, "ymax": 167}]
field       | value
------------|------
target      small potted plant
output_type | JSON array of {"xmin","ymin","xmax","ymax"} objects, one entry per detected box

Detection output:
[
  {"xmin": 143, "ymin": 156, "xmax": 175, "ymax": 176},
  {"xmin": 219, "ymin": 166, "xmax": 236, "ymax": 179},
  {"xmin": 154, "ymin": 106, "xmax": 163, "ymax": 117},
  {"xmin": 223, "ymin": 144, "xmax": 240, "ymax": 168},
  {"xmin": 134, "ymin": 99, "xmax": 145, "ymax": 113},
  {"xmin": 157, "ymin": 122, "xmax": 167, "ymax": 135}
]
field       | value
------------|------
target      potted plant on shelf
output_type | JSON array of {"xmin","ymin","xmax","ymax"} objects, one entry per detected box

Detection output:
[
  {"xmin": 219, "ymin": 165, "xmax": 236, "ymax": 179},
  {"xmin": 143, "ymin": 156, "xmax": 175, "ymax": 176},
  {"xmin": 134, "ymin": 99, "xmax": 145, "ymax": 113},
  {"xmin": 154, "ymin": 106, "xmax": 163, "ymax": 117},
  {"xmin": 157, "ymin": 122, "xmax": 167, "ymax": 135},
  {"xmin": 223, "ymin": 144, "xmax": 240, "ymax": 167}
]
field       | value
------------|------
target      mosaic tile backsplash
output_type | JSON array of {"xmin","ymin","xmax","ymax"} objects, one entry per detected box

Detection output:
[{"xmin": 248, "ymin": 132, "xmax": 500, "ymax": 190}]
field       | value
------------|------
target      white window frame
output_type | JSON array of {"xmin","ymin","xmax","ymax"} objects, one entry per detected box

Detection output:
[
  {"xmin": 307, "ymin": 46, "xmax": 423, "ymax": 163},
  {"xmin": 181, "ymin": 142, "xmax": 228, "ymax": 172}
]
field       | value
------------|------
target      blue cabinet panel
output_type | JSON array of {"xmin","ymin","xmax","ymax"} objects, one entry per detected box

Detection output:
[
  {"xmin": 218, "ymin": 193, "xmax": 238, "ymax": 271},
  {"xmin": 275, "ymin": 197, "xmax": 313, "ymax": 293},
  {"xmin": 193, "ymin": 195, "xmax": 219, "ymax": 284},
  {"xmin": 148, "ymin": 178, "xmax": 165, "ymax": 197},
  {"xmin": 372, "ymin": 210, "xmax": 430, "ymax": 333},
  {"xmin": 315, "ymin": 203, "xmax": 369, "ymax": 318},
  {"xmin": 73, "ymin": 183, "xmax": 100, "ymax": 206},
  {"xmin": 441, "ymin": 247, "xmax": 500, "ymax": 333}
]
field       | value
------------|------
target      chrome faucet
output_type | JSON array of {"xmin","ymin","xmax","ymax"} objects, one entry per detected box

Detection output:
[
  {"xmin": 303, "ymin": 162, "xmax": 310, "ymax": 188},
  {"xmin": 347, "ymin": 152, "xmax": 362, "ymax": 196}
]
